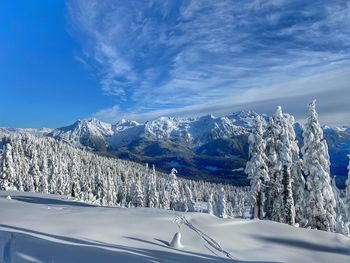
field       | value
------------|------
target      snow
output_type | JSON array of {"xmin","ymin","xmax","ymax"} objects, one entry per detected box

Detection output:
[
  {"xmin": 232, "ymin": 167, "xmax": 244, "ymax": 172},
  {"xmin": 1, "ymin": 191, "xmax": 350, "ymax": 263},
  {"xmin": 49, "ymin": 119, "xmax": 113, "ymax": 148},
  {"xmin": 98, "ymin": 112, "xmax": 253, "ymax": 148},
  {"xmin": 169, "ymin": 232, "xmax": 183, "ymax": 249}
]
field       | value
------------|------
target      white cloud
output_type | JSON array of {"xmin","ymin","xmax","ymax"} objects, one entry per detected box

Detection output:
[
  {"xmin": 94, "ymin": 68, "xmax": 350, "ymax": 125},
  {"xmin": 92, "ymin": 105, "xmax": 120, "ymax": 123},
  {"xmin": 67, "ymin": 0, "xmax": 350, "ymax": 125}
]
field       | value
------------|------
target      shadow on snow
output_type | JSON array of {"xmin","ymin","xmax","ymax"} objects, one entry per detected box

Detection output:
[
  {"xmin": 254, "ymin": 235, "xmax": 350, "ymax": 256},
  {"xmin": 0, "ymin": 224, "xmax": 275, "ymax": 263}
]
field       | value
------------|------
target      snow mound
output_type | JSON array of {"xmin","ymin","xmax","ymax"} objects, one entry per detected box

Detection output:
[{"xmin": 169, "ymin": 232, "xmax": 183, "ymax": 249}]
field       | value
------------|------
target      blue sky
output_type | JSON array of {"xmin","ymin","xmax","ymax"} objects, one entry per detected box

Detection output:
[{"xmin": 1, "ymin": 0, "xmax": 350, "ymax": 127}]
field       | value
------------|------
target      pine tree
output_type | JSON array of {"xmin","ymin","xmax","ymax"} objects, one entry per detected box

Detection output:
[
  {"xmin": 184, "ymin": 185, "xmax": 195, "ymax": 212},
  {"xmin": 148, "ymin": 165, "xmax": 159, "ymax": 208},
  {"xmin": 272, "ymin": 107, "xmax": 296, "ymax": 225},
  {"xmin": 0, "ymin": 133, "xmax": 247, "ymax": 215},
  {"xmin": 285, "ymin": 114, "xmax": 305, "ymax": 224},
  {"xmin": 217, "ymin": 187, "xmax": 227, "ymax": 218},
  {"xmin": 234, "ymin": 190, "xmax": 245, "ymax": 218},
  {"xmin": 245, "ymin": 115, "xmax": 269, "ymax": 219},
  {"xmin": 265, "ymin": 117, "xmax": 278, "ymax": 219},
  {"xmin": 40, "ymin": 158, "xmax": 49, "ymax": 194},
  {"xmin": 130, "ymin": 179, "xmax": 144, "ymax": 208},
  {"xmin": 143, "ymin": 163, "xmax": 150, "ymax": 207},
  {"xmin": 302, "ymin": 100, "xmax": 336, "ymax": 231},
  {"xmin": 332, "ymin": 176, "xmax": 349, "ymax": 235},
  {"xmin": 166, "ymin": 168, "xmax": 180, "ymax": 210},
  {"xmin": 207, "ymin": 193, "xmax": 214, "ymax": 215},
  {"xmin": 0, "ymin": 142, "xmax": 17, "ymax": 190},
  {"xmin": 345, "ymin": 155, "xmax": 350, "ymax": 220}
]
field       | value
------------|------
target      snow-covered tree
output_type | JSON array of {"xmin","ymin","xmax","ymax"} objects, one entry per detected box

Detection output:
[
  {"xmin": 345, "ymin": 155, "xmax": 350, "ymax": 220},
  {"xmin": 0, "ymin": 134, "xmax": 249, "ymax": 218},
  {"xmin": 0, "ymin": 142, "xmax": 17, "ymax": 190},
  {"xmin": 332, "ymin": 176, "xmax": 349, "ymax": 235},
  {"xmin": 130, "ymin": 179, "xmax": 144, "ymax": 208},
  {"xmin": 264, "ymin": 117, "xmax": 278, "ymax": 219},
  {"xmin": 147, "ymin": 165, "xmax": 159, "ymax": 208},
  {"xmin": 160, "ymin": 187, "xmax": 170, "ymax": 210},
  {"xmin": 143, "ymin": 163, "xmax": 150, "ymax": 206},
  {"xmin": 245, "ymin": 115, "xmax": 269, "ymax": 219},
  {"xmin": 302, "ymin": 100, "xmax": 336, "ymax": 231},
  {"xmin": 270, "ymin": 107, "xmax": 296, "ymax": 225},
  {"xmin": 184, "ymin": 185, "xmax": 195, "ymax": 212},
  {"xmin": 166, "ymin": 168, "xmax": 180, "ymax": 210},
  {"xmin": 40, "ymin": 158, "xmax": 49, "ymax": 194},
  {"xmin": 207, "ymin": 193, "xmax": 214, "ymax": 215},
  {"xmin": 216, "ymin": 187, "xmax": 227, "ymax": 218},
  {"xmin": 234, "ymin": 190, "xmax": 246, "ymax": 218},
  {"xmin": 285, "ymin": 115, "xmax": 305, "ymax": 224}
]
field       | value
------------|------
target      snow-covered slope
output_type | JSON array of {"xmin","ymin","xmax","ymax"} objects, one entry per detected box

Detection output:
[{"xmin": 1, "ymin": 191, "xmax": 350, "ymax": 263}]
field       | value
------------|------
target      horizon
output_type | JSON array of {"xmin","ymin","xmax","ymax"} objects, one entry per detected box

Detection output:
[
  {"xmin": 1, "ymin": 107, "xmax": 349, "ymax": 130},
  {"xmin": 1, "ymin": 1, "xmax": 349, "ymax": 128}
]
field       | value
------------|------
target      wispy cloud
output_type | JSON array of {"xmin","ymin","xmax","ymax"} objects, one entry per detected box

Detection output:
[
  {"xmin": 93, "ymin": 105, "xmax": 120, "ymax": 124},
  {"xmin": 67, "ymin": 0, "xmax": 350, "ymax": 125}
]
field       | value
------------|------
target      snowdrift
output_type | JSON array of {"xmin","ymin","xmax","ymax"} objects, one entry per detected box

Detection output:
[{"xmin": 0, "ymin": 191, "xmax": 349, "ymax": 263}]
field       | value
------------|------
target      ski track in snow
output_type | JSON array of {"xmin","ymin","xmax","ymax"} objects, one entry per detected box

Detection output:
[{"xmin": 178, "ymin": 215, "xmax": 237, "ymax": 262}]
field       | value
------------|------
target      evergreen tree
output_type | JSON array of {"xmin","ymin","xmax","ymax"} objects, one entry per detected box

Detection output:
[
  {"xmin": 245, "ymin": 115, "xmax": 269, "ymax": 219},
  {"xmin": 217, "ymin": 187, "xmax": 227, "ymax": 218},
  {"xmin": 0, "ymin": 142, "xmax": 16, "ymax": 190},
  {"xmin": 271, "ymin": 107, "xmax": 296, "ymax": 225},
  {"xmin": 207, "ymin": 193, "xmax": 214, "ymax": 215},
  {"xmin": 184, "ymin": 185, "xmax": 195, "ymax": 212},
  {"xmin": 166, "ymin": 168, "xmax": 180, "ymax": 210},
  {"xmin": 130, "ymin": 179, "xmax": 144, "ymax": 208},
  {"xmin": 265, "ymin": 117, "xmax": 278, "ymax": 219},
  {"xmin": 40, "ymin": 158, "xmax": 49, "ymax": 194},
  {"xmin": 0, "ymin": 134, "xmax": 249, "ymax": 217},
  {"xmin": 148, "ymin": 165, "xmax": 159, "ymax": 208},
  {"xmin": 345, "ymin": 155, "xmax": 350, "ymax": 220},
  {"xmin": 332, "ymin": 176, "xmax": 349, "ymax": 235},
  {"xmin": 285, "ymin": 114, "xmax": 305, "ymax": 224},
  {"xmin": 302, "ymin": 100, "xmax": 336, "ymax": 231}
]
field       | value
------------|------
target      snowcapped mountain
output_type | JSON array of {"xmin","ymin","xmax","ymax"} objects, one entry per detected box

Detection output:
[
  {"xmin": 108, "ymin": 111, "xmax": 257, "ymax": 148},
  {"xmin": 50, "ymin": 118, "xmax": 113, "ymax": 139},
  {"xmin": 49, "ymin": 118, "xmax": 113, "ymax": 151},
  {"xmin": 1, "ymin": 111, "xmax": 349, "ymax": 186},
  {"xmin": 42, "ymin": 111, "xmax": 258, "ymax": 184}
]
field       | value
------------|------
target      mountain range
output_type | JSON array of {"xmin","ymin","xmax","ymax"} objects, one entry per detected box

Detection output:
[{"xmin": 1, "ymin": 111, "xmax": 349, "ymax": 186}]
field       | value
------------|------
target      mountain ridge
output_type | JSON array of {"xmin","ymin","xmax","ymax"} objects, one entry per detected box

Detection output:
[{"xmin": 1, "ymin": 111, "xmax": 349, "ymax": 186}]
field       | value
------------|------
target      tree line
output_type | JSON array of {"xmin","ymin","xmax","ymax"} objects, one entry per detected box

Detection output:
[
  {"xmin": 0, "ymin": 133, "xmax": 248, "ymax": 218},
  {"xmin": 246, "ymin": 100, "xmax": 350, "ymax": 235}
]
